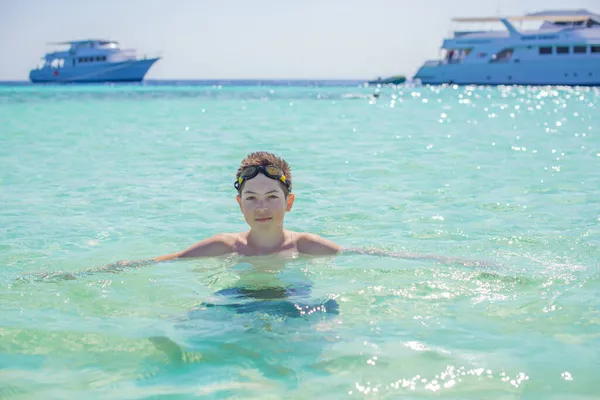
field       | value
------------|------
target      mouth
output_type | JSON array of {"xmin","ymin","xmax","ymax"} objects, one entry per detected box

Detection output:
[{"xmin": 254, "ymin": 217, "xmax": 272, "ymax": 222}]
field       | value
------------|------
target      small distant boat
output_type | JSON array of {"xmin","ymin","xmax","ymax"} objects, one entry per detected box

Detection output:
[
  {"xmin": 29, "ymin": 39, "xmax": 160, "ymax": 83},
  {"xmin": 367, "ymin": 75, "xmax": 406, "ymax": 85},
  {"xmin": 342, "ymin": 93, "xmax": 379, "ymax": 100}
]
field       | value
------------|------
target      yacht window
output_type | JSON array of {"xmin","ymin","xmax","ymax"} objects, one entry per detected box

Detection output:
[
  {"xmin": 592, "ymin": 46, "xmax": 600, "ymax": 53},
  {"xmin": 491, "ymin": 48, "xmax": 513, "ymax": 62},
  {"xmin": 51, "ymin": 59, "xmax": 64, "ymax": 68},
  {"xmin": 573, "ymin": 46, "xmax": 587, "ymax": 54},
  {"xmin": 539, "ymin": 47, "xmax": 552, "ymax": 55},
  {"xmin": 587, "ymin": 19, "xmax": 600, "ymax": 27},
  {"xmin": 556, "ymin": 46, "xmax": 570, "ymax": 55}
]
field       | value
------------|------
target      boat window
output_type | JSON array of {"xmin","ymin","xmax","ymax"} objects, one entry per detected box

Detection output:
[
  {"xmin": 491, "ymin": 48, "xmax": 513, "ymax": 63},
  {"xmin": 573, "ymin": 46, "xmax": 587, "ymax": 54},
  {"xmin": 556, "ymin": 46, "xmax": 569, "ymax": 55},
  {"xmin": 50, "ymin": 59, "xmax": 64, "ymax": 68},
  {"xmin": 592, "ymin": 46, "xmax": 600, "ymax": 54},
  {"xmin": 553, "ymin": 21, "xmax": 584, "ymax": 27},
  {"xmin": 443, "ymin": 48, "xmax": 471, "ymax": 64},
  {"xmin": 539, "ymin": 47, "xmax": 552, "ymax": 55}
]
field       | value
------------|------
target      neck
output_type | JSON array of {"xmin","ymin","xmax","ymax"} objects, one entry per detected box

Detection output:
[{"xmin": 247, "ymin": 227, "xmax": 286, "ymax": 251}]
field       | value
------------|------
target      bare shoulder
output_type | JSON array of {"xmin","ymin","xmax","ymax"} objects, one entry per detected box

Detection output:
[
  {"xmin": 154, "ymin": 233, "xmax": 237, "ymax": 261},
  {"xmin": 295, "ymin": 232, "xmax": 341, "ymax": 256}
]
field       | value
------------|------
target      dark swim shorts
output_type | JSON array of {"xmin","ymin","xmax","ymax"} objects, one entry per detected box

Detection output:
[{"xmin": 197, "ymin": 285, "xmax": 339, "ymax": 318}]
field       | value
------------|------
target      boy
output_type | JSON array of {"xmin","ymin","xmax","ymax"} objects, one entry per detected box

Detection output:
[{"xmin": 154, "ymin": 151, "xmax": 342, "ymax": 262}]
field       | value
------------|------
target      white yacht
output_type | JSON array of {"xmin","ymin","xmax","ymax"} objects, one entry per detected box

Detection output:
[
  {"xmin": 413, "ymin": 9, "xmax": 600, "ymax": 85},
  {"xmin": 29, "ymin": 39, "xmax": 160, "ymax": 83}
]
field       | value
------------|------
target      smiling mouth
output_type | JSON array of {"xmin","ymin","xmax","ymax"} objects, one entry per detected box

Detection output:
[{"xmin": 254, "ymin": 217, "xmax": 272, "ymax": 222}]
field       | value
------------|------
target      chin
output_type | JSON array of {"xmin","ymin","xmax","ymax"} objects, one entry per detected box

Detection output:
[{"xmin": 252, "ymin": 218, "xmax": 281, "ymax": 228}]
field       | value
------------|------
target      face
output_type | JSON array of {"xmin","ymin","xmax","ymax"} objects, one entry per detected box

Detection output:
[{"xmin": 236, "ymin": 173, "xmax": 295, "ymax": 230}]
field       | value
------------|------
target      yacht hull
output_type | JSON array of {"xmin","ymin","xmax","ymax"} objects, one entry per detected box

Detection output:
[
  {"xmin": 414, "ymin": 58, "xmax": 600, "ymax": 86},
  {"xmin": 29, "ymin": 58, "xmax": 159, "ymax": 83}
]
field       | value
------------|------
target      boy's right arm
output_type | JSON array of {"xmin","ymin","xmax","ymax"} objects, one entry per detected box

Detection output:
[
  {"xmin": 154, "ymin": 234, "xmax": 235, "ymax": 262},
  {"xmin": 19, "ymin": 235, "xmax": 235, "ymax": 283}
]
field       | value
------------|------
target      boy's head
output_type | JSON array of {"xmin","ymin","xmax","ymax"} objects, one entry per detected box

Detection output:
[
  {"xmin": 235, "ymin": 151, "xmax": 292, "ymax": 196},
  {"xmin": 235, "ymin": 152, "xmax": 295, "ymax": 230}
]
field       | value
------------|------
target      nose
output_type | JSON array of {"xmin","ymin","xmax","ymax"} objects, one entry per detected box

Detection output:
[{"xmin": 255, "ymin": 201, "xmax": 268, "ymax": 214}]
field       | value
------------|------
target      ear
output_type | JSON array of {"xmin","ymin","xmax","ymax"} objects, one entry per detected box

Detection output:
[
  {"xmin": 236, "ymin": 195, "xmax": 243, "ymax": 212},
  {"xmin": 285, "ymin": 193, "xmax": 295, "ymax": 212}
]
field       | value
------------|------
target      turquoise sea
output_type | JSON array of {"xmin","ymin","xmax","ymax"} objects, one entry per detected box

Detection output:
[{"xmin": 1, "ymin": 82, "xmax": 599, "ymax": 399}]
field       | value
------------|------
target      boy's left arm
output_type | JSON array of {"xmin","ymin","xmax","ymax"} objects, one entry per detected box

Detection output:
[
  {"xmin": 297, "ymin": 233, "xmax": 342, "ymax": 256},
  {"xmin": 340, "ymin": 247, "xmax": 493, "ymax": 268}
]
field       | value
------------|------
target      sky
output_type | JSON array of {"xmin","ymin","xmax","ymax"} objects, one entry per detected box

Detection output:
[{"xmin": 1, "ymin": 0, "xmax": 598, "ymax": 81}]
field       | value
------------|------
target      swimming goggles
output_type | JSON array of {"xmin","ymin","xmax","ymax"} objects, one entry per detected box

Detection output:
[{"xmin": 234, "ymin": 165, "xmax": 291, "ymax": 192}]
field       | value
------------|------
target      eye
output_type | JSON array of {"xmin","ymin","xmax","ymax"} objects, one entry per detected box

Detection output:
[
  {"xmin": 245, "ymin": 196, "xmax": 256, "ymax": 201},
  {"xmin": 268, "ymin": 195, "xmax": 279, "ymax": 199}
]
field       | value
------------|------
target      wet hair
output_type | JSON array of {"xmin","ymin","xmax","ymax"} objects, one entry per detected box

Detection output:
[{"xmin": 236, "ymin": 151, "xmax": 292, "ymax": 196}]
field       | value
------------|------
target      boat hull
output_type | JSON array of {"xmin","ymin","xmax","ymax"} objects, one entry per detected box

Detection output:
[
  {"xmin": 414, "ymin": 58, "xmax": 600, "ymax": 86},
  {"xmin": 29, "ymin": 58, "xmax": 160, "ymax": 83}
]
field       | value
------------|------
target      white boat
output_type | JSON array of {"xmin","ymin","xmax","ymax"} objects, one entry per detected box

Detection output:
[
  {"xmin": 29, "ymin": 39, "xmax": 160, "ymax": 83},
  {"xmin": 413, "ymin": 9, "xmax": 600, "ymax": 86}
]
